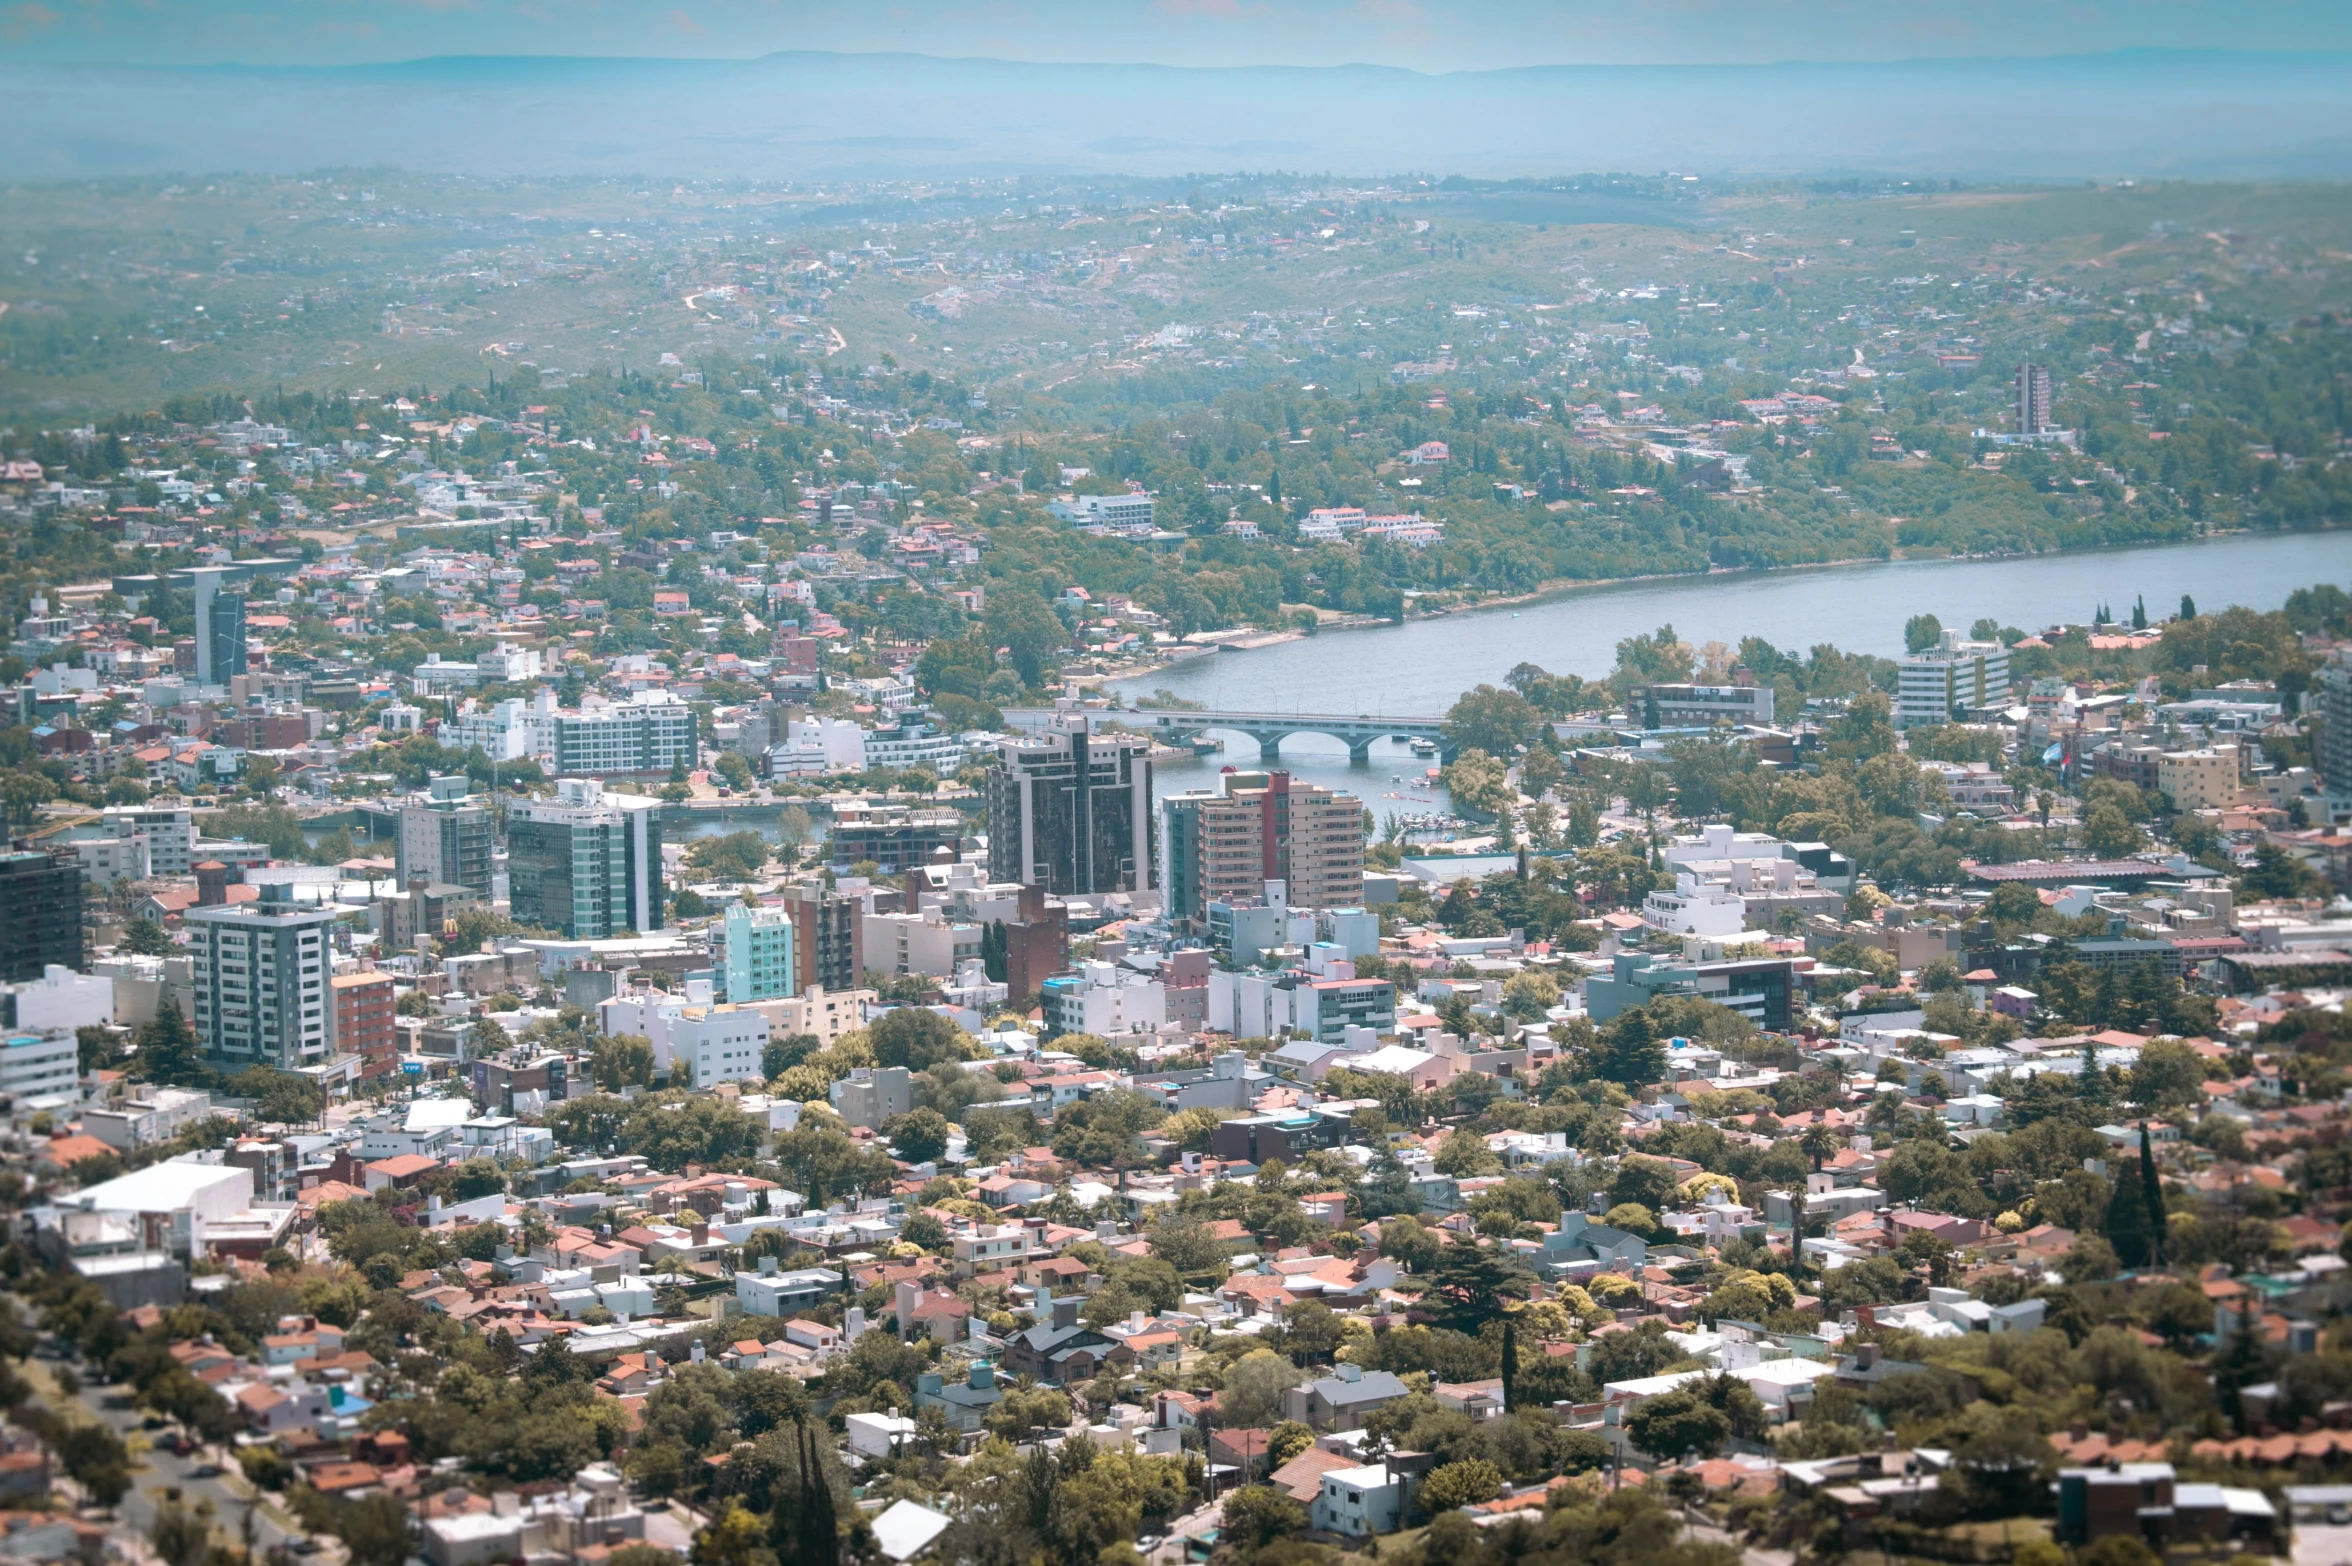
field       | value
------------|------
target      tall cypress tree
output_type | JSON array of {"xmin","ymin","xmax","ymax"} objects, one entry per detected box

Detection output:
[
  {"xmin": 786, "ymin": 1414, "xmax": 837, "ymax": 1566},
  {"xmin": 2139, "ymin": 1124, "xmax": 2168, "ymax": 1268},
  {"xmin": 2104, "ymin": 1154, "xmax": 2151, "ymax": 1270},
  {"xmin": 1501, "ymin": 1316, "xmax": 1519, "ymax": 1413}
]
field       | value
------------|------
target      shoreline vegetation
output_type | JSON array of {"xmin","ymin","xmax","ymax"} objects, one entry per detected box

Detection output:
[{"xmin": 1097, "ymin": 523, "xmax": 2315, "ymax": 690}]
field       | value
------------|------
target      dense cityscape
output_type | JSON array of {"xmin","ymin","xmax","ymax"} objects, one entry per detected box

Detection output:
[{"xmin": 3, "ymin": 18, "xmax": 2352, "ymax": 1566}]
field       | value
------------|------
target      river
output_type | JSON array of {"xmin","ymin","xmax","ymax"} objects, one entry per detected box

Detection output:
[{"xmin": 1110, "ymin": 530, "xmax": 2352, "ymax": 819}]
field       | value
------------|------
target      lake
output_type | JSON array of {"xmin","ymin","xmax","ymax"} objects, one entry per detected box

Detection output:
[{"xmin": 1111, "ymin": 529, "xmax": 2352, "ymax": 818}]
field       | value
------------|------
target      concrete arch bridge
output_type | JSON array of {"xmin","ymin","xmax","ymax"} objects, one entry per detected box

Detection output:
[{"xmin": 1006, "ymin": 707, "xmax": 1454, "ymax": 765}]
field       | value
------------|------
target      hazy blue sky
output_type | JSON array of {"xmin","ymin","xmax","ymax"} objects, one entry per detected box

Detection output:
[{"xmin": 4, "ymin": 0, "xmax": 2350, "ymax": 71}]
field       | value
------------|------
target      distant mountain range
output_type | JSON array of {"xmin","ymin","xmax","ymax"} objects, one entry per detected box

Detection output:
[{"xmin": 5, "ymin": 48, "xmax": 2351, "ymax": 183}]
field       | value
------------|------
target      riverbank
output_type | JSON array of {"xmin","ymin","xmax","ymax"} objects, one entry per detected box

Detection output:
[
  {"xmin": 1105, "ymin": 527, "xmax": 2352, "ymax": 716},
  {"xmin": 1414, "ymin": 524, "xmax": 2300, "ymax": 628},
  {"xmin": 1092, "ymin": 527, "xmax": 2310, "ymax": 692}
]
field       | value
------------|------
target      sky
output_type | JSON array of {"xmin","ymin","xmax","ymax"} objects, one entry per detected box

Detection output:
[{"xmin": 4, "ymin": 0, "xmax": 2351, "ymax": 72}]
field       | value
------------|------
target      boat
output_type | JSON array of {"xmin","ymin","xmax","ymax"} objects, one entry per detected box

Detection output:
[
  {"xmin": 1191, "ymin": 737, "xmax": 1223, "ymax": 755},
  {"xmin": 1409, "ymin": 737, "xmax": 1439, "ymax": 757}
]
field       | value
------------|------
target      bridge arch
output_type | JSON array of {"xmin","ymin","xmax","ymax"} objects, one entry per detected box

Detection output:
[{"xmin": 1136, "ymin": 711, "xmax": 1454, "ymax": 765}]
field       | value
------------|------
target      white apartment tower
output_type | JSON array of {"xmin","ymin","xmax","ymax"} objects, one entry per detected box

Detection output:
[
  {"xmin": 1897, "ymin": 628, "xmax": 2012, "ymax": 729},
  {"xmin": 185, "ymin": 884, "xmax": 335, "ymax": 1071}
]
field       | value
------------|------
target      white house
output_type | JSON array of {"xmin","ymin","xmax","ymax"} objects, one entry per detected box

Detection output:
[
  {"xmin": 1641, "ymin": 872, "xmax": 1747, "ymax": 938},
  {"xmin": 845, "ymin": 1411, "xmax": 920, "ymax": 1461},
  {"xmin": 1312, "ymin": 1463, "xmax": 1410, "ymax": 1536}
]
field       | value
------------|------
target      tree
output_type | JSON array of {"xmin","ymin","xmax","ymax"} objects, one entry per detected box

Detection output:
[
  {"xmin": 984, "ymin": 589, "xmax": 1068, "ymax": 688},
  {"xmin": 1379, "ymin": 1214, "xmax": 1442, "ymax": 1273},
  {"xmin": 0, "ymin": 772, "xmax": 57, "ymax": 831},
  {"xmin": 1520, "ymin": 741, "xmax": 1567, "ymax": 801},
  {"xmin": 2138, "ymin": 1122, "xmax": 2168, "ymax": 1267},
  {"xmin": 868, "ymin": 1007, "xmax": 970, "ymax": 1072},
  {"xmin": 1426, "ymin": 1241, "xmax": 1529, "ymax": 1334},
  {"xmin": 1267, "ymin": 1421, "xmax": 1316, "ymax": 1467},
  {"xmin": 339, "ymin": 1494, "xmax": 419, "ymax": 1566},
  {"xmin": 1433, "ymin": 1126, "xmax": 1502, "ymax": 1178},
  {"xmin": 2241, "ymin": 842, "xmax": 2328, "ymax": 899},
  {"xmin": 1609, "ymin": 1156, "xmax": 1680, "ymax": 1215},
  {"xmin": 1219, "ymin": 1352, "xmax": 1302, "ymax": 1430},
  {"xmin": 1501, "ymin": 969, "xmax": 1561, "ymax": 1021},
  {"xmin": 2082, "ymin": 804, "xmax": 2147, "ymax": 859},
  {"xmin": 76, "ymin": 1025, "xmax": 122, "ymax": 1074},
  {"xmin": 982, "ymin": 1383, "xmax": 1072, "ymax": 1441},
  {"xmin": 1148, "ymin": 1208, "xmax": 1232, "ymax": 1276},
  {"xmin": 2104, "ymin": 1158, "xmax": 2153, "ymax": 1270},
  {"xmin": 237, "ymin": 1069, "xmax": 323, "ymax": 1127},
  {"xmin": 763, "ymin": 1033, "xmax": 820, "ymax": 1080},
  {"xmin": 133, "ymin": 1001, "xmax": 211, "ymax": 1088},
  {"xmin": 450, "ymin": 1158, "xmax": 507, "ymax": 1201},
  {"xmin": 1446, "ymin": 685, "xmax": 1543, "ymax": 759},
  {"xmin": 1438, "ymin": 749, "xmax": 1514, "ymax": 817},
  {"xmin": 880, "ymin": 1107, "xmax": 950, "ymax": 1165},
  {"xmin": 2130, "ymin": 1039, "xmax": 2205, "ymax": 1108},
  {"xmin": 1904, "ymin": 613, "xmax": 1945, "ymax": 654},
  {"xmin": 1799, "ymin": 1122, "xmax": 1839, "ymax": 1171},
  {"xmin": 685, "ymin": 830, "xmax": 770, "ymax": 880},
  {"xmin": 1359, "ymin": 1148, "xmax": 1422, "ymax": 1220},
  {"xmin": 773, "ymin": 1124, "xmax": 899, "ymax": 1206},
  {"xmin": 1419, "ymin": 1458, "xmax": 1505, "ymax": 1513},
  {"xmin": 593, "ymin": 1033, "xmax": 657, "ymax": 1092},
  {"xmin": 116, "ymin": 917, "xmax": 175, "ymax": 957},
  {"xmin": 49, "ymin": 1419, "xmax": 128, "ymax": 1507},
  {"xmin": 1220, "ymin": 1485, "xmax": 1305, "ymax": 1547},
  {"xmin": 691, "ymin": 1499, "xmax": 766, "ymax": 1566},
  {"xmin": 1501, "ymin": 1315, "xmax": 1519, "ymax": 1413},
  {"xmin": 1591, "ymin": 1008, "xmax": 1665, "ymax": 1088},
  {"xmin": 149, "ymin": 1500, "xmax": 209, "ymax": 1566},
  {"xmin": 1625, "ymin": 1386, "xmax": 1732, "ymax": 1463},
  {"xmin": 779, "ymin": 1415, "xmax": 842, "ymax": 1566}
]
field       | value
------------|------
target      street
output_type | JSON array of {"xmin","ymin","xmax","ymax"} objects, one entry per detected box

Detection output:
[{"xmin": 32, "ymin": 1341, "xmax": 306, "ymax": 1562}]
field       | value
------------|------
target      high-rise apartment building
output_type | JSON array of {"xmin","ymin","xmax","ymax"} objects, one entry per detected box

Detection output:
[
  {"xmin": 0, "ymin": 1032, "xmax": 82, "ymax": 1104},
  {"xmin": 2320, "ymin": 656, "xmax": 2352, "ymax": 801},
  {"xmin": 98, "ymin": 806, "xmax": 198, "ymax": 878},
  {"xmin": 665, "ymin": 1005, "xmax": 773, "ymax": 1091},
  {"xmin": 777, "ymin": 883, "xmax": 858, "ymax": 994},
  {"xmin": 191, "ymin": 567, "xmax": 248, "ymax": 686},
  {"xmin": 0, "ymin": 848, "xmax": 85, "ymax": 983},
  {"xmin": 1002, "ymin": 884, "xmax": 1069, "ymax": 1003},
  {"xmin": 329, "ymin": 969, "xmax": 398, "ymax": 1079},
  {"xmin": 395, "ymin": 775, "xmax": 495, "ymax": 899},
  {"xmin": 1896, "ymin": 628, "xmax": 2012, "ymax": 729},
  {"xmin": 2014, "ymin": 362, "xmax": 2053, "ymax": 437},
  {"xmin": 506, "ymin": 778, "xmax": 665, "ymax": 940},
  {"xmin": 722, "ymin": 904, "xmax": 798, "ymax": 1003},
  {"xmin": 549, "ymin": 693, "xmax": 698, "ymax": 777},
  {"xmin": 1160, "ymin": 769, "xmax": 1365, "ymax": 923},
  {"xmin": 185, "ymin": 884, "xmax": 334, "ymax": 1071},
  {"xmin": 984, "ymin": 713, "xmax": 1152, "ymax": 896}
]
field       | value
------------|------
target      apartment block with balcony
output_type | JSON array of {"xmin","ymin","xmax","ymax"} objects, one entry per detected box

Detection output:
[
  {"xmin": 1897, "ymin": 630, "xmax": 2011, "ymax": 729},
  {"xmin": 185, "ymin": 884, "xmax": 334, "ymax": 1072},
  {"xmin": 329, "ymin": 969, "xmax": 398, "ymax": 1079},
  {"xmin": 721, "ymin": 904, "xmax": 797, "ymax": 1003},
  {"xmin": 1160, "ymin": 769, "xmax": 1364, "ymax": 924}
]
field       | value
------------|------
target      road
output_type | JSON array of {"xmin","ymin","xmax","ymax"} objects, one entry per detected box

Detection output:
[
  {"xmin": 1145, "ymin": 1499, "xmax": 1219, "ymax": 1564},
  {"xmin": 33, "ymin": 1341, "xmax": 308, "ymax": 1561}
]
